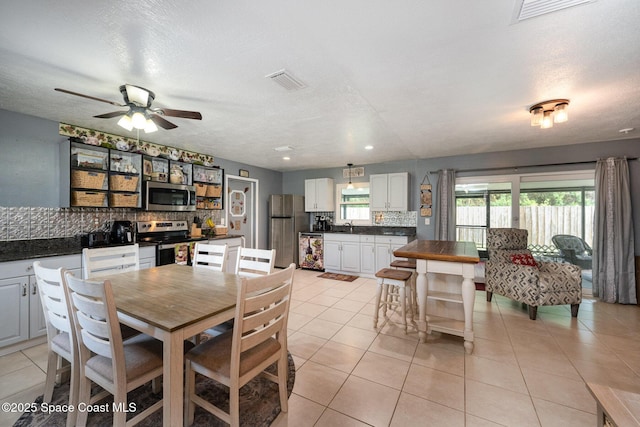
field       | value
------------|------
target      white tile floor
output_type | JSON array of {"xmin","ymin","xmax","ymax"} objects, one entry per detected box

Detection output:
[{"xmin": 1, "ymin": 268, "xmax": 639, "ymax": 426}]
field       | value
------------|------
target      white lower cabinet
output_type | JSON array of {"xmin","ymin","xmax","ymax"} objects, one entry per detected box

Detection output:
[
  {"xmin": 139, "ymin": 245, "xmax": 156, "ymax": 270},
  {"xmin": 0, "ymin": 254, "xmax": 82, "ymax": 350},
  {"xmin": 209, "ymin": 236, "xmax": 244, "ymax": 273},
  {"xmin": 360, "ymin": 236, "xmax": 376, "ymax": 275},
  {"xmin": 324, "ymin": 233, "xmax": 414, "ymax": 277},
  {"xmin": 323, "ymin": 234, "xmax": 361, "ymax": 274}
]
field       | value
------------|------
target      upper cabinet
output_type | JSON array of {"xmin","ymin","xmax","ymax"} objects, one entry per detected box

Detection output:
[
  {"xmin": 193, "ymin": 165, "xmax": 224, "ymax": 210},
  {"xmin": 69, "ymin": 141, "xmax": 142, "ymax": 208},
  {"xmin": 305, "ymin": 178, "xmax": 335, "ymax": 212},
  {"xmin": 370, "ymin": 172, "xmax": 409, "ymax": 211}
]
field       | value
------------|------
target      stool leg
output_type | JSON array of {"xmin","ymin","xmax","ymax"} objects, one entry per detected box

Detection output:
[
  {"xmin": 399, "ymin": 284, "xmax": 407, "ymax": 333},
  {"xmin": 374, "ymin": 279, "xmax": 384, "ymax": 329}
]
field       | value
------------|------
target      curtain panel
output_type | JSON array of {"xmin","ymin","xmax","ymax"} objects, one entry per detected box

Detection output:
[
  {"xmin": 434, "ymin": 169, "xmax": 456, "ymax": 240},
  {"xmin": 593, "ymin": 157, "xmax": 637, "ymax": 304}
]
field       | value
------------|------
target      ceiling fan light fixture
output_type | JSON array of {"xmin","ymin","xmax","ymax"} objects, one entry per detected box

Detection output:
[
  {"xmin": 144, "ymin": 118, "xmax": 158, "ymax": 133},
  {"xmin": 131, "ymin": 111, "xmax": 147, "ymax": 129},
  {"xmin": 117, "ymin": 113, "xmax": 133, "ymax": 131},
  {"xmin": 124, "ymin": 84, "xmax": 152, "ymax": 107}
]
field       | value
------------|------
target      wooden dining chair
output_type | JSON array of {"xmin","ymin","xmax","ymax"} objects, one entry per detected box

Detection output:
[
  {"xmin": 192, "ymin": 242, "xmax": 227, "ymax": 271},
  {"xmin": 184, "ymin": 263, "xmax": 296, "ymax": 427},
  {"xmin": 33, "ymin": 262, "xmax": 79, "ymax": 427},
  {"xmin": 65, "ymin": 273, "xmax": 164, "ymax": 427},
  {"xmin": 235, "ymin": 247, "xmax": 276, "ymax": 277},
  {"xmin": 82, "ymin": 244, "xmax": 140, "ymax": 279}
]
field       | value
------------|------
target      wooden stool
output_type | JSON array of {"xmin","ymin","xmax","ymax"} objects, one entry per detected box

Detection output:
[
  {"xmin": 390, "ymin": 259, "xmax": 418, "ymax": 318},
  {"xmin": 374, "ymin": 268, "xmax": 414, "ymax": 332}
]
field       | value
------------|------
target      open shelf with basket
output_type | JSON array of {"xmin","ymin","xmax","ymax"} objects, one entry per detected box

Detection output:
[
  {"xmin": 193, "ymin": 164, "xmax": 223, "ymax": 210},
  {"xmin": 68, "ymin": 140, "xmax": 142, "ymax": 208}
]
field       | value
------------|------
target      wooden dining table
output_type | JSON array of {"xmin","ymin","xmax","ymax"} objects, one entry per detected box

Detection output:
[
  {"xmin": 394, "ymin": 240, "xmax": 479, "ymax": 353},
  {"xmin": 100, "ymin": 263, "xmax": 241, "ymax": 427}
]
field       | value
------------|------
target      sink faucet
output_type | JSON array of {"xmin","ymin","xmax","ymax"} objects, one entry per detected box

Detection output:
[{"xmin": 344, "ymin": 222, "xmax": 353, "ymax": 233}]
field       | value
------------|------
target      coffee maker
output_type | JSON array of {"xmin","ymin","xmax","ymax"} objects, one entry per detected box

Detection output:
[
  {"xmin": 314, "ymin": 216, "xmax": 330, "ymax": 231},
  {"xmin": 111, "ymin": 220, "xmax": 134, "ymax": 244}
]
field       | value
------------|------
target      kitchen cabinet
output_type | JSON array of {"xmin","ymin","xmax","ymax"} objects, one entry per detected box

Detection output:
[
  {"xmin": 142, "ymin": 156, "xmax": 169, "ymax": 182},
  {"xmin": 305, "ymin": 178, "xmax": 334, "ymax": 212},
  {"xmin": 370, "ymin": 172, "xmax": 409, "ymax": 211},
  {"xmin": 324, "ymin": 233, "xmax": 414, "ymax": 277},
  {"xmin": 323, "ymin": 233, "xmax": 360, "ymax": 273},
  {"xmin": 68, "ymin": 140, "xmax": 142, "ymax": 208},
  {"xmin": 360, "ymin": 235, "xmax": 376, "ymax": 275},
  {"xmin": 209, "ymin": 236, "xmax": 244, "ymax": 274},
  {"xmin": 168, "ymin": 160, "xmax": 193, "ymax": 186},
  {"xmin": 139, "ymin": 245, "xmax": 156, "ymax": 270},
  {"xmin": 194, "ymin": 165, "xmax": 224, "ymax": 210},
  {"xmin": 375, "ymin": 235, "xmax": 411, "ymax": 270},
  {"xmin": 0, "ymin": 254, "xmax": 82, "ymax": 351}
]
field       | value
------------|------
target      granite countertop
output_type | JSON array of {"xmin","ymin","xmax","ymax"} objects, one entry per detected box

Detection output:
[
  {"xmin": 324, "ymin": 226, "xmax": 416, "ymax": 237},
  {"xmin": 0, "ymin": 237, "xmax": 84, "ymax": 263}
]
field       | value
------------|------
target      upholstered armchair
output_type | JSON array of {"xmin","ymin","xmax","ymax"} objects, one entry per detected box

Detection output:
[{"xmin": 485, "ymin": 228, "xmax": 582, "ymax": 320}]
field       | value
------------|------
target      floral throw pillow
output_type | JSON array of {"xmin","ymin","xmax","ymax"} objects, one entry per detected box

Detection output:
[{"xmin": 511, "ymin": 253, "xmax": 538, "ymax": 267}]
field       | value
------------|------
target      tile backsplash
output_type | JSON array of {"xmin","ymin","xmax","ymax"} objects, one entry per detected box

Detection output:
[
  {"xmin": 0, "ymin": 206, "xmax": 223, "ymax": 241},
  {"xmin": 372, "ymin": 211, "xmax": 417, "ymax": 227}
]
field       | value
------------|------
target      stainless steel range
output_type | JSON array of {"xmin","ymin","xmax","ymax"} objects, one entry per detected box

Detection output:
[{"xmin": 136, "ymin": 220, "xmax": 205, "ymax": 266}]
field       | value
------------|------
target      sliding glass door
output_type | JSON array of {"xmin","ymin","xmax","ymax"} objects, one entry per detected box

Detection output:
[{"xmin": 455, "ymin": 171, "xmax": 594, "ymax": 253}]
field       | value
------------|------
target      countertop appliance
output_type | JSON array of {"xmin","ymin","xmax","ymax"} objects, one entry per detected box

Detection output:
[
  {"xmin": 314, "ymin": 215, "xmax": 332, "ymax": 231},
  {"xmin": 299, "ymin": 232, "xmax": 324, "ymax": 271},
  {"xmin": 111, "ymin": 220, "xmax": 134, "ymax": 244},
  {"xmin": 269, "ymin": 195, "xmax": 309, "ymax": 268},
  {"xmin": 136, "ymin": 220, "xmax": 205, "ymax": 265},
  {"xmin": 143, "ymin": 181, "xmax": 196, "ymax": 212}
]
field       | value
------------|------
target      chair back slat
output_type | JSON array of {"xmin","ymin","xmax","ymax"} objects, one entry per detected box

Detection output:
[
  {"xmin": 242, "ymin": 300, "xmax": 287, "ymax": 333},
  {"xmin": 193, "ymin": 243, "xmax": 227, "ymax": 271},
  {"xmin": 235, "ymin": 248, "xmax": 275, "ymax": 277},
  {"xmin": 244, "ymin": 284, "xmax": 290, "ymax": 313},
  {"xmin": 82, "ymin": 244, "xmax": 140, "ymax": 278},
  {"xmin": 33, "ymin": 261, "xmax": 76, "ymax": 345},
  {"xmin": 240, "ymin": 317, "xmax": 284, "ymax": 353}
]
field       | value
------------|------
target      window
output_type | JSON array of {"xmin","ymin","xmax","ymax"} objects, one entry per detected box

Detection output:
[
  {"xmin": 335, "ymin": 182, "xmax": 371, "ymax": 225},
  {"xmin": 455, "ymin": 171, "xmax": 595, "ymax": 253}
]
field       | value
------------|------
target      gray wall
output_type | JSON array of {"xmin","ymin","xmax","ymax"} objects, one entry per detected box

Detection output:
[
  {"xmin": 2, "ymin": 108, "xmax": 639, "ymax": 254},
  {"xmin": 283, "ymin": 139, "xmax": 640, "ymax": 254},
  {"xmin": 0, "ymin": 109, "xmax": 282, "ymax": 250}
]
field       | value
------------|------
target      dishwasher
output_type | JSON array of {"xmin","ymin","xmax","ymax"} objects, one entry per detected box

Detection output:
[{"xmin": 299, "ymin": 232, "xmax": 324, "ymax": 271}]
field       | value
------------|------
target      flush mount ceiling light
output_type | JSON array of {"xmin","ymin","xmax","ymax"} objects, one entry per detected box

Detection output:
[{"xmin": 530, "ymin": 99, "xmax": 570, "ymax": 129}]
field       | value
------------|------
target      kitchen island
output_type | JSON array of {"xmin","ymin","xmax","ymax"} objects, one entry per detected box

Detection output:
[{"xmin": 394, "ymin": 240, "xmax": 479, "ymax": 353}]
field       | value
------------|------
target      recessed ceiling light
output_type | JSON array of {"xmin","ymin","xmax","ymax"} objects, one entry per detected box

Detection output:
[
  {"xmin": 274, "ymin": 145, "xmax": 294, "ymax": 152},
  {"xmin": 283, "ymin": 156, "xmax": 291, "ymax": 161},
  {"xmin": 365, "ymin": 145, "xmax": 373, "ymax": 150}
]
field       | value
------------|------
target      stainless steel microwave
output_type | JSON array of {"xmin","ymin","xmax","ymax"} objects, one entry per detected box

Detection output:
[{"xmin": 143, "ymin": 181, "xmax": 196, "ymax": 211}]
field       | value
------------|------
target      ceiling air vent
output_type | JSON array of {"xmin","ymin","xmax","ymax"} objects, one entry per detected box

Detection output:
[
  {"xmin": 514, "ymin": 0, "xmax": 595, "ymax": 21},
  {"xmin": 265, "ymin": 69, "xmax": 307, "ymax": 91}
]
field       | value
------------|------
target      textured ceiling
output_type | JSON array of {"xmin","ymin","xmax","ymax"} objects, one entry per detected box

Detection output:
[{"xmin": 1, "ymin": 1, "xmax": 639, "ymax": 171}]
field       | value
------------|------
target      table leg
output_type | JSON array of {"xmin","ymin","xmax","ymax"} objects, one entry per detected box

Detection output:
[
  {"xmin": 416, "ymin": 260, "xmax": 428, "ymax": 343},
  {"xmin": 163, "ymin": 329, "xmax": 185, "ymax": 427},
  {"xmin": 461, "ymin": 266, "xmax": 475, "ymax": 354}
]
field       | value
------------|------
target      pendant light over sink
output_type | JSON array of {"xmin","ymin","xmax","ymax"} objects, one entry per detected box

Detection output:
[{"xmin": 347, "ymin": 163, "xmax": 354, "ymax": 189}]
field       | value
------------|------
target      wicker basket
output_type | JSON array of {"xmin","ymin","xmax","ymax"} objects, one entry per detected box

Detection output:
[
  {"xmin": 71, "ymin": 170, "xmax": 106, "ymax": 189},
  {"xmin": 109, "ymin": 175, "xmax": 139, "ymax": 192},
  {"xmin": 195, "ymin": 183, "xmax": 207, "ymax": 196},
  {"xmin": 214, "ymin": 226, "xmax": 228, "ymax": 236},
  {"xmin": 71, "ymin": 191, "xmax": 106, "ymax": 207},
  {"xmin": 109, "ymin": 193, "xmax": 139, "ymax": 208},
  {"xmin": 206, "ymin": 185, "xmax": 222, "ymax": 198}
]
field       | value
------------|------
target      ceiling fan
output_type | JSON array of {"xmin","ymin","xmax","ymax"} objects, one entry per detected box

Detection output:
[{"xmin": 54, "ymin": 84, "xmax": 202, "ymax": 133}]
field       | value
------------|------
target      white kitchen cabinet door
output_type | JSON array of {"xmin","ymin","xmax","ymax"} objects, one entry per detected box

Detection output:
[
  {"xmin": 139, "ymin": 245, "xmax": 156, "ymax": 270},
  {"xmin": 305, "ymin": 178, "xmax": 334, "ymax": 212},
  {"xmin": 341, "ymin": 241, "xmax": 361, "ymax": 273},
  {"xmin": 375, "ymin": 243, "xmax": 392, "ymax": 271},
  {"xmin": 0, "ymin": 277, "xmax": 29, "ymax": 347},
  {"xmin": 369, "ymin": 173, "xmax": 408, "ymax": 211},
  {"xmin": 323, "ymin": 239, "xmax": 341, "ymax": 271},
  {"xmin": 360, "ymin": 240, "xmax": 376, "ymax": 275}
]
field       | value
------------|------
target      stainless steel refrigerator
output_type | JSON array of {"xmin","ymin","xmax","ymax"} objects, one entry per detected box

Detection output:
[{"xmin": 269, "ymin": 194, "xmax": 309, "ymax": 268}]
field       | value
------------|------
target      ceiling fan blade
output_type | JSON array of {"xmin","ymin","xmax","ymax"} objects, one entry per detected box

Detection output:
[
  {"xmin": 54, "ymin": 88, "xmax": 127, "ymax": 107},
  {"xmin": 154, "ymin": 108, "xmax": 202, "ymax": 120},
  {"xmin": 94, "ymin": 111, "xmax": 127, "ymax": 119},
  {"xmin": 150, "ymin": 113, "xmax": 178, "ymax": 129}
]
